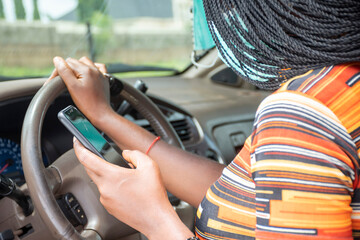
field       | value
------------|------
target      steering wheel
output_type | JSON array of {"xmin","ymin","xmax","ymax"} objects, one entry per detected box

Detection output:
[{"xmin": 21, "ymin": 76, "xmax": 183, "ymax": 239}]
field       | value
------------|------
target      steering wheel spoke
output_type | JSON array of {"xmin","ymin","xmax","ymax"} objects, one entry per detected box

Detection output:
[
  {"xmin": 44, "ymin": 167, "xmax": 62, "ymax": 194},
  {"xmin": 80, "ymin": 230, "xmax": 102, "ymax": 240}
]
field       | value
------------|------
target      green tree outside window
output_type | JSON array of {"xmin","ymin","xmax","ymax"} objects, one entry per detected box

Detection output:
[
  {"xmin": 77, "ymin": 0, "xmax": 106, "ymax": 23},
  {"xmin": 15, "ymin": 0, "xmax": 25, "ymax": 19},
  {"xmin": 0, "ymin": 0, "xmax": 4, "ymax": 19},
  {"xmin": 33, "ymin": 0, "xmax": 40, "ymax": 20}
]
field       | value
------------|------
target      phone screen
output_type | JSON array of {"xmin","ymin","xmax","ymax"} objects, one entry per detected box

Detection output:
[
  {"xmin": 59, "ymin": 105, "xmax": 130, "ymax": 168},
  {"xmin": 63, "ymin": 107, "xmax": 111, "ymax": 155}
]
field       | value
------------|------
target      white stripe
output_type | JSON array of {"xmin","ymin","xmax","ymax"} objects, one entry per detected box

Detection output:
[
  {"xmin": 257, "ymin": 116, "xmax": 335, "ymax": 139},
  {"xmin": 255, "ymin": 197, "xmax": 269, "ymax": 202},
  {"xmin": 257, "ymin": 92, "xmax": 337, "ymax": 119},
  {"xmin": 196, "ymin": 230, "xmax": 217, "ymax": 240},
  {"xmin": 255, "ymin": 92, "xmax": 356, "ymax": 149},
  {"xmin": 222, "ymin": 168, "xmax": 255, "ymax": 190},
  {"xmin": 254, "ymin": 159, "xmax": 353, "ymax": 180},
  {"xmin": 207, "ymin": 190, "xmax": 256, "ymax": 216},
  {"xmin": 254, "ymin": 177, "xmax": 353, "ymax": 192},
  {"xmin": 303, "ymin": 66, "xmax": 333, "ymax": 92},
  {"xmin": 258, "ymin": 102, "xmax": 354, "ymax": 145},
  {"xmin": 197, "ymin": 203, "xmax": 203, "ymax": 214},
  {"xmin": 348, "ymin": 73, "xmax": 360, "ymax": 86},
  {"xmin": 255, "ymin": 144, "xmax": 355, "ymax": 177},
  {"xmin": 256, "ymin": 224, "xmax": 316, "ymax": 234},
  {"xmin": 256, "ymin": 211, "xmax": 270, "ymax": 219},
  {"xmin": 256, "ymin": 144, "xmax": 351, "ymax": 168},
  {"xmin": 222, "ymin": 175, "xmax": 255, "ymax": 193},
  {"xmin": 231, "ymin": 163, "xmax": 250, "ymax": 175}
]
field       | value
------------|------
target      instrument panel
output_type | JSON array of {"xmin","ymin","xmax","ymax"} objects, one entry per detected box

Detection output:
[
  {"xmin": 0, "ymin": 138, "xmax": 22, "ymax": 182},
  {"xmin": 0, "ymin": 137, "xmax": 49, "ymax": 184}
]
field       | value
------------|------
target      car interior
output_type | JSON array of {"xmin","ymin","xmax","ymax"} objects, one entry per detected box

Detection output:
[{"xmin": 0, "ymin": 1, "xmax": 271, "ymax": 239}]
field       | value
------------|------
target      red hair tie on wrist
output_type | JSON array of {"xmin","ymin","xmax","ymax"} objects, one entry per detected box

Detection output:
[{"xmin": 146, "ymin": 136, "xmax": 161, "ymax": 155}]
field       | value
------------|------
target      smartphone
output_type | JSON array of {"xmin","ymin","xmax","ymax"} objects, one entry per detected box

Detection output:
[{"xmin": 58, "ymin": 105, "xmax": 130, "ymax": 168}]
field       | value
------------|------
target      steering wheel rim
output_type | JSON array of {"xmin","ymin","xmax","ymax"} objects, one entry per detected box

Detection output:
[{"xmin": 21, "ymin": 76, "xmax": 183, "ymax": 239}]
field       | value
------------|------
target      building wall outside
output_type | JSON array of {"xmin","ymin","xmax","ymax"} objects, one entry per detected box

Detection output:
[{"xmin": 0, "ymin": 19, "xmax": 193, "ymax": 71}]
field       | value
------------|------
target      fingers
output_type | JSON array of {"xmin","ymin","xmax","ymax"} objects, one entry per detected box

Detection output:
[
  {"xmin": 79, "ymin": 56, "xmax": 97, "ymax": 68},
  {"xmin": 79, "ymin": 56, "xmax": 107, "ymax": 74},
  {"xmin": 95, "ymin": 63, "xmax": 107, "ymax": 74},
  {"xmin": 52, "ymin": 56, "xmax": 106, "ymax": 83},
  {"xmin": 53, "ymin": 57, "xmax": 79, "ymax": 88},
  {"xmin": 66, "ymin": 57, "xmax": 99, "ymax": 80},
  {"xmin": 122, "ymin": 150, "xmax": 153, "ymax": 169}
]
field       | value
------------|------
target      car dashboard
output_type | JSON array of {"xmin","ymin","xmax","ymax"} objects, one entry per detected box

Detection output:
[
  {"xmin": 0, "ymin": 73, "xmax": 270, "ymax": 186},
  {"xmin": 0, "ymin": 93, "xmax": 198, "ymax": 184},
  {"xmin": 0, "ymin": 67, "xmax": 270, "ymax": 239}
]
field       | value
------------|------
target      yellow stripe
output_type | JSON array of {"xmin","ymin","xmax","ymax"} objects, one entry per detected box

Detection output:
[
  {"xmin": 270, "ymin": 216, "xmax": 352, "ymax": 228},
  {"xmin": 330, "ymin": 90, "xmax": 358, "ymax": 116},
  {"xmin": 207, "ymin": 219, "xmax": 255, "ymax": 237},
  {"xmin": 253, "ymin": 160, "xmax": 353, "ymax": 182},
  {"xmin": 282, "ymin": 190, "xmax": 351, "ymax": 204},
  {"xmin": 255, "ymin": 190, "xmax": 274, "ymax": 194},
  {"xmin": 312, "ymin": 64, "xmax": 354, "ymax": 97},
  {"xmin": 206, "ymin": 190, "xmax": 256, "ymax": 217},
  {"xmin": 269, "ymin": 190, "xmax": 352, "ymax": 229}
]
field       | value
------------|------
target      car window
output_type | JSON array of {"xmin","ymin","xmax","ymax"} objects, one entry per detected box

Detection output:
[{"xmin": 0, "ymin": 0, "xmax": 193, "ymax": 79}]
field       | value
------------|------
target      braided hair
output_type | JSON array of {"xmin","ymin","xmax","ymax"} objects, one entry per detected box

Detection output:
[{"xmin": 203, "ymin": 0, "xmax": 360, "ymax": 90}]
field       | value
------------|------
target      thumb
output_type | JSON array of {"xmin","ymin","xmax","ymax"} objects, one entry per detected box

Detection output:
[
  {"xmin": 122, "ymin": 150, "xmax": 153, "ymax": 169},
  {"xmin": 73, "ymin": 137, "xmax": 113, "ymax": 176}
]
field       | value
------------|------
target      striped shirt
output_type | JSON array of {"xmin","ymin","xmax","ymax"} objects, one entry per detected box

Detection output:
[{"xmin": 195, "ymin": 63, "xmax": 360, "ymax": 239}]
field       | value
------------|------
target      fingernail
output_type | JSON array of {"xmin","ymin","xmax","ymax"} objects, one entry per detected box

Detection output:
[
  {"xmin": 53, "ymin": 56, "xmax": 60, "ymax": 63},
  {"xmin": 73, "ymin": 137, "xmax": 77, "ymax": 143}
]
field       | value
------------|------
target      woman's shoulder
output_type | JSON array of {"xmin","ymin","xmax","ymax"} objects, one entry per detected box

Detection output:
[
  {"xmin": 278, "ymin": 62, "xmax": 360, "ymax": 104},
  {"xmin": 254, "ymin": 62, "xmax": 360, "ymax": 156},
  {"xmin": 258, "ymin": 63, "xmax": 360, "ymax": 119}
]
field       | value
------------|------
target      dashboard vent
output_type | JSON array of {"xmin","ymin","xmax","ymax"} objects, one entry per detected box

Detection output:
[
  {"xmin": 171, "ymin": 119, "xmax": 191, "ymax": 142},
  {"xmin": 143, "ymin": 119, "xmax": 192, "ymax": 142}
]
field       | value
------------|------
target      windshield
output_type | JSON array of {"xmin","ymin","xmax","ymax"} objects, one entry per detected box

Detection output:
[{"xmin": 0, "ymin": 0, "xmax": 194, "ymax": 79}]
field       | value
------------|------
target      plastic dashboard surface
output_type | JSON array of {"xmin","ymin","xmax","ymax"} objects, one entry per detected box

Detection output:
[
  {"xmin": 0, "ymin": 91, "xmax": 219, "ymax": 184},
  {"xmin": 0, "ymin": 76, "xmax": 270, "ymax": 184}
]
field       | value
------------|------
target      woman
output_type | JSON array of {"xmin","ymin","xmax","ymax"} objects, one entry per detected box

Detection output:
[{"xmin": 51, "ymin": 1, "xmax": 360, "ymax": 239}]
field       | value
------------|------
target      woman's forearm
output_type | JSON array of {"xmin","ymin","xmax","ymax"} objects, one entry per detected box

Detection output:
[{"xmin": 93, "ymin": 109, "xmax": 225, "ymax": 207}]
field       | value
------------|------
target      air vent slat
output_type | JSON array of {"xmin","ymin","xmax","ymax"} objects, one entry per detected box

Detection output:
[
  {"xmin": 141, "ymin": 118, "xmax": 191, "ymax": 142},
  {"xmin": 172, "ymin": 126, "xmax": 188, "ymax": 131}
]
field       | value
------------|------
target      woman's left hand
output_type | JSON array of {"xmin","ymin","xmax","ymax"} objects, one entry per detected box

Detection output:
[{"xmin": 73, "ymin": 139, "xmax": 194, "ymax": 240}]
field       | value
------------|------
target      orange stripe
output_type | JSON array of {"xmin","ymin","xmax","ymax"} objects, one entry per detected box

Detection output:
[{"xmin": 256, "ymin": 229, "xmax": 352, "ymax": 239}]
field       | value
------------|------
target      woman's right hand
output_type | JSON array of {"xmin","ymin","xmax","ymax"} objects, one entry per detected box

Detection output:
[
  {"xmin": 52, "ymin": 56, "xmax": 113, "ymax": 123},
  {"xmin": 73, "ymin": 139, "xmax": 195, "ymax": 240}
]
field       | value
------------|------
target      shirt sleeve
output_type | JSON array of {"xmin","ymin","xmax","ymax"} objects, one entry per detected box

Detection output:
[{"xmin": 251, "ymin": 91, "xmax": 358, "ymax": 239}]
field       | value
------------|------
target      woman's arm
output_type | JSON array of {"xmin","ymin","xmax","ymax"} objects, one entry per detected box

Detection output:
[
  {"xmin": 53, "ymin": 56, "xmax": 225, "ymax": 207},
  {"xmin": 94, "ymin": 110, "xmax": 225, "ymax": 207}
]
